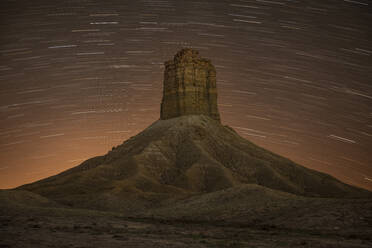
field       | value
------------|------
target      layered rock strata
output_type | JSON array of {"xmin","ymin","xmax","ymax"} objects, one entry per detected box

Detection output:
[{"xmin": 160, "ymin": 48, "xmax": 220, "ymax": 121}]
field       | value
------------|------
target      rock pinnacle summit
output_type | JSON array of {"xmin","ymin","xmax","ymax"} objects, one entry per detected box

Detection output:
[{"xmin": 160, "ymin": 48, "xmax": 220, "ymax": 121}]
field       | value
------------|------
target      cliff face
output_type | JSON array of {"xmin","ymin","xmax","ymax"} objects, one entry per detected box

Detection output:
[{"xmin": 160, "ymin": 48, "xmax": 220, "ymax": 121}]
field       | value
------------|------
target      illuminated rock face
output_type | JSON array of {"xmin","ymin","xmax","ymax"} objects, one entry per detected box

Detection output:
[{"xmin": 160, "ymin": 48, "xmax": 220, "ymax": 122}]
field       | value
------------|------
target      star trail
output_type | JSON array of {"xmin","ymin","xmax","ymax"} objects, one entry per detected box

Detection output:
[{"xmin": 0, "ymin": 0, "xmax": 371, "ymax": 190}]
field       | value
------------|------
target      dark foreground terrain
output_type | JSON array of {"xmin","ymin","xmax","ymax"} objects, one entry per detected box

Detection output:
[
  {"xmin": 1, "ymin": 208, "xmax": 371, "ymax": 248},
  {"xmin": 0, "ymin": 213, "xmax": 369, "ymax": 248},
  {"xmin": 1, "ymin": 188, "xmax": 371, "ymax": 248}
]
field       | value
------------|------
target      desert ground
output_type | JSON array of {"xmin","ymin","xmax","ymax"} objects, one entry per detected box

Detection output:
[{"xmin": 1, "ymin": 188, "xmax": 371, "ymax": 248}]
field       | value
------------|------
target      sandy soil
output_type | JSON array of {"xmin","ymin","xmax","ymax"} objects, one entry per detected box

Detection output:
[{"xmin": 1, "ymin": 209, "xmax": 371, "ymax": 248}]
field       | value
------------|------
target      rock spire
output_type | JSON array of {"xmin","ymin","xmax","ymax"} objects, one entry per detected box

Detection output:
[{"xmin": 160, "ymin": 48, "xmax": 220, "ymax": 121}]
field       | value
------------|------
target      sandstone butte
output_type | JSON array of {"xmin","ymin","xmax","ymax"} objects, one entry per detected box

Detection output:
[
  {"xmin": 13, "ymin": 48, "xmax": 371, "ymax": 216},
  {"xmin": 160, "ymin": 48, "xmax": 220, "ymax": 121}
]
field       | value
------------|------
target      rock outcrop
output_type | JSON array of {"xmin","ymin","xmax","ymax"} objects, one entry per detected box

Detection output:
[
  {"xmin": 160, "ymin": 48, "xmax": 220, "ymax": 121},
  {"xmin": 16, "ymin": 49, "xmax": 371, "ymax": 214}
]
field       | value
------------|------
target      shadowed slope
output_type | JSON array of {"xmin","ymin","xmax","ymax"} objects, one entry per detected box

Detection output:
[{"xmin": 19, "ymin": 115, "xmax": 370, "ymax": 213}]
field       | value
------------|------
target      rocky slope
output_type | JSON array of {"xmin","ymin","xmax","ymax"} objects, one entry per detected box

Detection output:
[{"xmin": 19, "ymin": 115, "xmax": 370, "ymax": 214}]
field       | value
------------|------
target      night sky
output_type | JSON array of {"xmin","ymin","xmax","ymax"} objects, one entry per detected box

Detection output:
[{"xmin": 0, "ymin": 0, "xmax": 371, "ymax": 190}]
